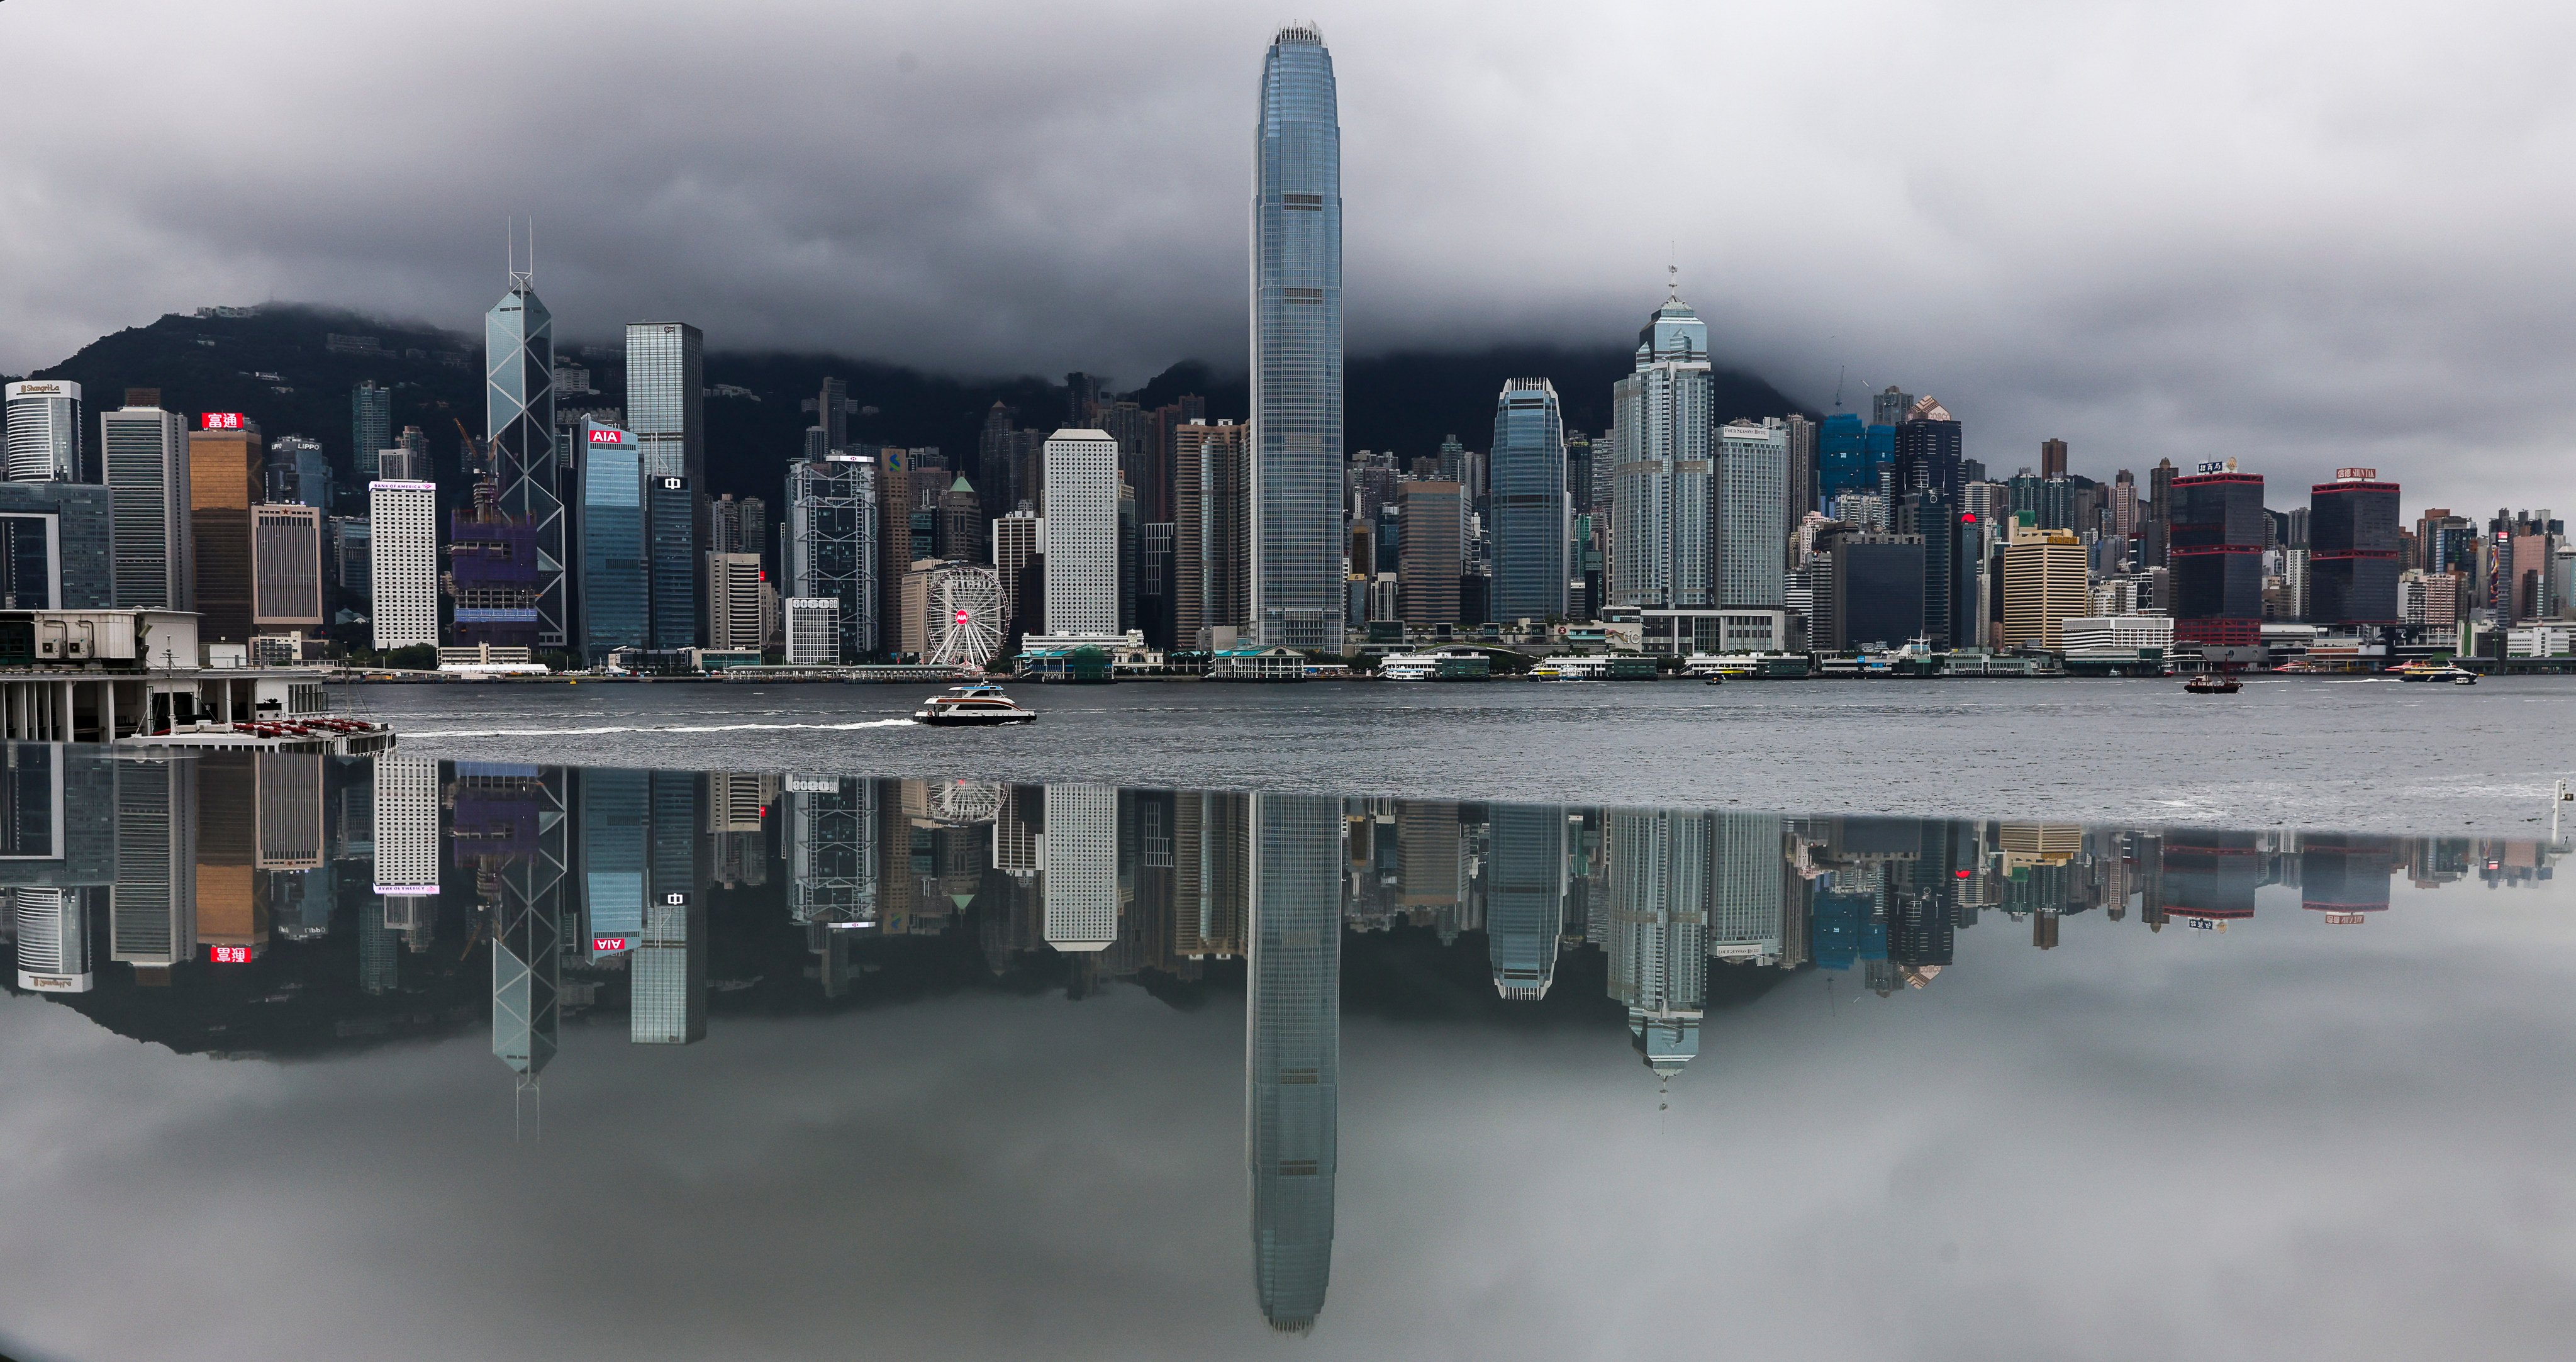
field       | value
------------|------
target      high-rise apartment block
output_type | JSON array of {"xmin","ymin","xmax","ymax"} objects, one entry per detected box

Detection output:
[{"xmin": 1251, "ymin": 25, "xmax": 1345, "ymax": 650}]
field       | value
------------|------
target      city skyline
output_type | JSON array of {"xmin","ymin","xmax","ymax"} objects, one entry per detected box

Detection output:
[{"xmin": 1, "ymin": 5, "xmax": 2567, "ymax": 516}]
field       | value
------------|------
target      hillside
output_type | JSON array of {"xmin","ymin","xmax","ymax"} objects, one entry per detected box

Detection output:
[{"xmin": 26, "ymin": 304, "xmax": 1812, "ymax": 510}]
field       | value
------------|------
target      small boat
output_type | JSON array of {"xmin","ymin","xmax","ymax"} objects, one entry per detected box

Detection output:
[
  {"xmin": 2185, "ymin": 673, "xmax": 2241, "ymax": 695},
  {"xmin": 911, "ymin": 684, "xmax": 1037, "ymax": 726}
]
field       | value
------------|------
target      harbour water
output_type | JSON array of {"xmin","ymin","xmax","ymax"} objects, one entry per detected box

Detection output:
[
  {"xmin": 355, "ymin": 676, "xmax": 2576, "ymax": 834},
  {"xmin": 2, "ymin": 745, "xmax": 2570, "ymax": 1360}
]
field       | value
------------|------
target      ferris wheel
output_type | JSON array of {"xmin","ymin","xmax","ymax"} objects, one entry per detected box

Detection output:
[{"xmin": 925, "ymin": 564, "xmax": 1005, "ymax": 667}]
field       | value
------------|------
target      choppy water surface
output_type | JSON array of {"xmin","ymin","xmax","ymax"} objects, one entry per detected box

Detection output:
[
  {"xmin": 350, "ymin": 676, "xmax": 2576, "ymax": 833},
  {"xmin": 3, "ymin": 745, "xmax": 2572, "ymax": 1361}
]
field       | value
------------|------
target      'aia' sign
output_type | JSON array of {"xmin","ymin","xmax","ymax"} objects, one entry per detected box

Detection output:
[
  {"xmin": 587, "ymin": 427, "xmax": 625, "ymax": 444},
  {"xmin": 592, "ymin": 936, "xmax": 630, "ymax": 952}
]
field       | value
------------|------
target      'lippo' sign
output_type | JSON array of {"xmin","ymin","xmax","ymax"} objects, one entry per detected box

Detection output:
[{"xmin": 202, "ymin": 412, "xmax": 246, "ymax": 430}]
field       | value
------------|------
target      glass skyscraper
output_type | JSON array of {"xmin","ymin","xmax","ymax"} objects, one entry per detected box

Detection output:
[
  {"xmin": 1488, "ymin": 377, "xmax": 1567, "ymax": 622},
  {"xmin": 1247, "ymin": 791, "xmax": 1341, "ymax": 1332},
  {"xmin": 577, "ymin": 420, "xmax": 647, "ymax": 661},
  {"xmin": 1251, "ymin": 26, "xmax": 1343, "ymax": 650},
  {"xmin": 628, "ymin": 322, "xmax": 705, "ymax": 648},
  {"xmin": 1610, "ymin": 293, "xmax": 1714, "ymax": 608},
  {"xmin": 486, "ymin": 274, "xmax": 564, "ymax": 649}
]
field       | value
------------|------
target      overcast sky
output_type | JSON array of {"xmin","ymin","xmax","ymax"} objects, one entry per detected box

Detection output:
[{"xmin": 4, "ymin": 1, "xmax": 2572, "ymax": 510}]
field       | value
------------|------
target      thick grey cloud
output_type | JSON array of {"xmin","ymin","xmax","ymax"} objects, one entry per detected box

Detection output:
[
  {"xmin": 1, "ymin": 879, "xmax": 2572, "ymax": 1360},
  {"xmin": 4, "ymin": 1, "xmax": 2572, "ymax": 510}
]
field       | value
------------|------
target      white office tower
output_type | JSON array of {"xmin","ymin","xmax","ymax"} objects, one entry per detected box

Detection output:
[
  {"xmin": 1041, "ymin": 429, "xmax": 1120, "ymax": 636},
  {"xmin": 783, "ymin": 597, "xmax": 841, "ymax": 665},
  {"xmin": 706, "ymin": 551, "xmax": 767, "ymax": 650},
  {"xmin": 14, "ymin": 888, "xmax": 94, "ymax": 993},
  {"xmin": 368, "ymin": 480, "xmax": 438, "ymax": 650},
  {"xmin": 4, "ymin": 380, "xmax": 84, "ymax": 482},
  {"xmin": 101, "ymin": 401, "xmax": 193, "ymax": 608},
  {"xmin": 1042, "ymin": 783, "xmax": 1118, "ymax": 951},
  {"xmin": 1610, "ymin": 291, "xmax": 1715, "ymax": 608},
  {"xmin": 372, "ymin": 755, "xmax": 442, "ymax": 905},
  {"xmin": 1715, "ymin": 420, "xmax": 1788, "ymax": 607}
]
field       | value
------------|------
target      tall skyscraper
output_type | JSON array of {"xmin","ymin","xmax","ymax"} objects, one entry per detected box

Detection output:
[
  {"xmin": 706, "ymin": 551, "xmax": 767, "ymax": 650},
  {"xmin": 111, "ymin": 754, "xmax": 197, "ymax": 978},
  {"xmin": 190, "ymin": 415, "xmax": 264, "ymax": 641},
  {"xmin": 2310, "ymin": 469, "xmax": 2401, "ymax": 626},
  {"xmin": 1610, "ymin": 289, "xmax": 1714, "ymax": 608},
  {"xmin": 647, "ymin": 472, "xmax": 698, "ymax": 649},
  {"xmin": 628, "ymin": 321, "xmax": 705, "ymax": 642},
  {"xmin": 633, "ymin": 770, "xmax": 708, "ymax": 1044},
  {"xmin": 1488, "ymin": 377, "xmax": 1567, "ymax": 622},
  {"xmin": 1251, "ymin": 25, "xmax": 1344, "ymax": 651},
  {"xmin": 367, "ymin": 479, "xmax": 438, "ymax": 650},
  {"xmin": 784, "ymin": 454, "xmax": 878, "ymax": 660},
  {"xmin": 993, "ymin": 507, "xmax": 1043, "ymax": 628},
  {"xmin": 1247, "ymin": 791, "xmax": 1341, "ymax": 1333},
  {"xmin": 577, "ymin": 420, "xmax": 647, "ymax": 661},
  {"xmin": 1040, "ymin": 429, "xmax": 1120, "ymax": 637},
  {"xmin": 1780, "ymin": 413, "xmax": 1817, "ymax": 566},
  {"xmin": 1174, "ymin": 419, "xmax": 1248, "ymax": 647},
  {"xmin": 488, "ymin": 267, "xmax": 566, "ymax": 649},
  {"xmin": 4, "ymin": 379, "xmax": 85, "ymax": 483},
  {"xmin": 101, "ymin": 399, "xmax": 192, "ymax": 609},
  {"xmin": 2172, "ymin": 462, "xmax": 2266, "ymax": 655},
  {"xmin": 352, "ymin": 381, "xmax": 392, "ymax": 474},
  {"xmin": 1817, "ymin": 411, "xmax": 1871, "ymax": 503},
  {"xmin": 1400, "ymin": 480, "xmax": 1463, "ymax": 627},
  {"xmin": 2040, "ymin": 437, "xmax": 2068, "ymax": 481},
  {"xmin": 2000, "ymin": 516, "xmax": 2089, "ymax": 650},
  {"xmin": 1715, "ymin": 419, "xmax": 1788, "ymax": 606},
  {"xmin": 1607, "ymin": 809, "xmax": 1708, "ymax": 1078},
  {"xmin": 1486, "ymin": 805, "xmax": 1564, "ymax": 1000}
]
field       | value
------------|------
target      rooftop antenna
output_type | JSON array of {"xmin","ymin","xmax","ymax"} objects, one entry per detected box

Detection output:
[{"xmin": 1832, "ymin": 363, "xmax": 1847, "ymax": 411}]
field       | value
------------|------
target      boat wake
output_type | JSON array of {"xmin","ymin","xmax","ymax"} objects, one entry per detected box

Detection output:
[{"xmin": 403, "ymin": 718, "xmax": 917, "ymax": 739}]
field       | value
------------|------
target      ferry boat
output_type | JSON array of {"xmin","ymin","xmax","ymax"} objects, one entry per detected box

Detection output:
[
  {"xmin": 2185, "ymin": 673, "xmax": 2241, "ymax": 695},
  {"xmin": 2395, "ymin": 660, "xmax": 2478, "ymax": 684},
  {"xmin": 1532, "ymin": 654, "xmax": 1657, "ymax": 681},
  {"xmin": 1377, "ymin": 651, "xmax": 1492, "ymax": 682},
  {"xmin": 910, "ymin": 684, "xmax": 1037, "ymax": 726}
]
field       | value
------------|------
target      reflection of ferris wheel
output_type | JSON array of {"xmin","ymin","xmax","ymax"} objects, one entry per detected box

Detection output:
[
  {"xmin": 932, "ymin": 780, "xmax": 1003, "ymax": 825},
  {"xmin": 926, "ymin": 565, "xmax": 1005, "ymax": 667}
]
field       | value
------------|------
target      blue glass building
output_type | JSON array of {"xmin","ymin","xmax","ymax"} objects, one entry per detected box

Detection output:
[
  {"xmin": 1248, "ymin": 791, "xmax": 1341, "ymax": 1332},
  {"xmin": 1251, "ymin": 26, "xmax": 1344, "ymax": 650},
  {"xmin": 648, "ymin": 474, "xmax": 697, "ymax": 649},
  {"xmin": 1487, "ymin": 377, "xmax": 1567, "ymax": 621},
  {"xmin": 576, "ymin": 420, "xmax": 646, "ymax": 662},
  {"xmin": 1818, "ymin": 412, "xmax": 1871, "ymax": 502}
]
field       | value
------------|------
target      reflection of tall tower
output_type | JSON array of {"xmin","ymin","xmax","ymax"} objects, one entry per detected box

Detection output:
[
  {"xmin": 786, "ymin": 774, "xmax": 878, "ymax": 996},
  {"xmin": 1707, "ymin": 812, "xmax": 1785, "ymax": 966},
  {"xmin": 1043, "ymin": 784, "xmax": 1118, "ymax": 952},
  {"xmin": 1176, "ymin": 791, "xmax": 1249, "ymax": 959},
  {"xmin": 1606, "ymin": 810, "xmax": 1708, "ymax": 1076},
  {"xmin": 1485, "ymin": 805, "xmax": 1564, "ymax": 1000},
  {"xmin": 1247, "ymin": 792, "xmax": 1341, "ymax": 1333},
  {"xmin": 371, "ymin": 756, "xmax": 442, "ymax": 954},
  {"xmin": 491, "ymin": 768, "xmax": 569, "ymax": 1088},
  {"xmin": 111, "ymin": 753, "xmax": 197, "ymax": 981},
  {"xmin": 633, "ymin": 771, "xmax": 708, "ymax": 1044},
  {"xmin": 582, "ymin": 768, "xmax": 647, "ymax": 957}
]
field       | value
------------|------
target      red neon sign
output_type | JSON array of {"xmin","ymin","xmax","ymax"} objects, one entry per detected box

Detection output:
[
  {"xmin": 586, "ymin": 428, "xmax": 623, "ymax": 444},
  {"xmin": 591, "ymin": 936, "xmax": 630, "ymax": 952},
  {"xmin": 209, "ymin": 945, "xmax": 251, "ymax": 964},
  {"xmin": 202, "ymin": 412, "xmax": 245, "ymax": 430}
]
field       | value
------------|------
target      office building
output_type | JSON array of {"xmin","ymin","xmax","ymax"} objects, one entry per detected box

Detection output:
[
  {"xmin": 1610, "ymin": 289, "xmax": 1714, "ymax": 608},
  {"xmin": 377, "ymin": 432, "xmax": 430, "ymax": 483},
  {"xmin": 873, "ymin": 449, "xmax": 918, "ymax": 655},
  {"xmin": 1715, "ymin": 419, "xmax": 1788, "ymax": 606},
  {"xmin": 2171, "ymin": 462, "xmax": 2266, "ymax": 653},
  {"xmin": 368, "ymin": 479, "xmax": 438, "ymax": 650},
  {"xmin": 4, "ymin": 379, "xmax": 84, "ymax": 483},
  {"xmin": 647, "ymin": 472, "xmax": 697, "ymax": 648},
  {"xmin": 1998, "ymin": 517, "xmax": 2088, "ymax": 650},
  {"xmin": 268, "ymin": 434, "xmax": 330, "ymax": 510},
  {"xmin": 706, "ymin": 550, "xmax": 768, "ymax": 650},
  {"xmin": 1827, "ymin": 531, "xmax": 1926, "ymax": 650},
  {"xmin": 2041, "ymin": 437, "xmax": 2068, "ymax": 481},
  {"xmin": 1246, "ymin": 791, "xmax": 1342, "ymax": 1334},
  {"xmin": 14, "ymin": 888, "xmax": 94, "ymax": 993},
  {"xmin": 1400, "ymin": 480, "xmax": 1463, "ymax": 627},
  {"xmin": 1042, "ymin": 784, "xmax": 1119, "ymax": 951},
  {"xmin": 447, "ymin": 493, "xmax": 542, "ymax": 651},
  {"xmin": 708, "ymin": 493, "xmax": 767, "ymax": 562},
  {"xmin": 633, "ymin": 771, "xmax": 708, "ymax": 1044},
  {"xmin": 577, "ymin": 420, "xmax": 647, "ymax": 660},
  {"xmin": 189, "ymin": 415, "xmax": 264, "ymax": 641},
  {"xmin": 1891, "ymin": 396, "xmax": 1962, "ymax": 504},
  {"xmin": 1251, "ymin": 25, "xmax": 1346, "ymax": 651},
  {"xmin": 101, "ymin": 399, "xmax": 192, "ymax": 609},
  {"xmin": 2310, "ymin": 469, "xmax": 2400, "ymax": 626},
  {"xmin": 2398, "ymin": 569, "xmax": 2462, "ymax": 627},
  {"xmin": 1708, "ymin": 812, "xmax": 1786, "ymax": 965},
  {"xmin": 111, "ymin": 754, "xmax": 198, "ymax": 976},
  {"xmin": 785, "ymin": 454, "xmax": 876, "ymax": 661},
  {"xmin": 1817, "ymin": 411, "xmax": 1870, "ymax": 503},
  {"xmin": 1041, "ymin": 429, "xmax": 1120, "ymax": 636},
  {"xmin": 251, "ymin": 503, "xmax": 326, "ymax": 637},
  {"xmin": 1607, "ymin": 809, "xmax": 1708, "ymax": 1076},
  {"xmin": 993, "ymin": 508, "xmax": 1044, "ymax": 628},
  {"xmin": 1487, "ymin": 377, "xmax": 1567, "ymax": 621},
  {"xmin": 2061, "ymin": 615, "xmax": 2175, "ymax": 654},
  {"xmin": 1486, "ymin": 805, "xmax": 1564, "ymax": 1000},
  {"xmin": 1174, "ymin": 418, "xmax": 1248, "ymax": 648},
  {"xmin": 783, "ymin": 596, "xmax": 840, "ymax": 665},
  {"xmin": 352, "ymin": 381, "xmax": 391, "ymax": 472},
  {"xmin": 488, "ymin": 270, "xmax": 566, "ymax": 649},
  {"xmin": 1780, "ymin": 414, "xmax": 1817, "ymax": 559},
  {"xmin": 0, "ymin": 479, "xmax": 112, "ymax": 611}
]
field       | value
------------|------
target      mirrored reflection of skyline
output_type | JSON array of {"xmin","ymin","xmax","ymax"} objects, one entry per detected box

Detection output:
[{"xmin": 3, "ymin": 744, "xmax": 2570, "ymax": 1336}]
